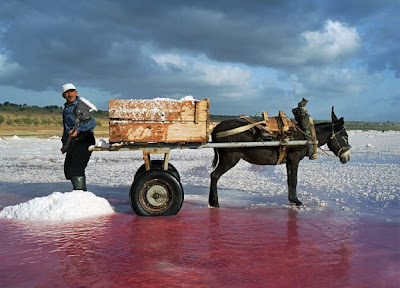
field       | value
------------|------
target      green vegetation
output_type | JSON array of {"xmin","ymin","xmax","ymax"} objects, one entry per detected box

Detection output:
[
  {"xmin": 344, "ymin": 121, "xmax": 400, "ymax": 131},
  {"xmin": 1, "ymin": 102, "xmax": 399, "ymax": 132},
  {"xmin": 0, "ymin": 102, "xmax": 108, "ymax": 125},
  {"xmin": 210, "ymin": 115, "xmax": 238, "ymax": 122},
  {"xmin": 0, "ymin": 102, "xmax": 109, "ymax": 136},
  {"xmin": 210, "ymin": 114, "xmax": 400, "ymax": 131},
  {"xmin": 1, "ymin": 103, "xmax": 62, "ymax": 126}
]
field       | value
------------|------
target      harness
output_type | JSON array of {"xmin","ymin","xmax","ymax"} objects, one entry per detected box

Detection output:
[
  {"xmin": 330, "ymin": 124, "xmax": 349, "ymax": 156},
  {"xmin": 313, "ymin": 124, "xmax": 349, "ymax": 158},
  {"xmin": 215, "ymin": 111, "xmax": 295, "ymax": 139},
  {"xmin": 214, "ymin": 111, "xmax": 318, "ymax": 164}
]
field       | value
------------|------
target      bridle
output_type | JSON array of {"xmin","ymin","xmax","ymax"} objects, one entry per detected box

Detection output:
[
  {"xmin": 330, "ymin": 123, "xmax": 350, "ymax": 156},
  {"xmin": 296, "ymin": 123, "xmax": 350, "ymax": 158}
]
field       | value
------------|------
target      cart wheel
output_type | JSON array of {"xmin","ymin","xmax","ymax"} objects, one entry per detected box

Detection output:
[
  {"xmin": 130, "ymin": 170, "xmax": 184, "ymax": 216},
  {"xmin": 134, "ymin": 160, "xmax": 180, "ymax": 181}
]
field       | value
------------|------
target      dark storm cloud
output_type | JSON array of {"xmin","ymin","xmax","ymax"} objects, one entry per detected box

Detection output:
[{"xmin": 0, "ymin": 0, "xmax": 399, "ymax": 120}]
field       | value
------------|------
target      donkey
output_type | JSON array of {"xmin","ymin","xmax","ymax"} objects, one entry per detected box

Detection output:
[{"xmin": 209, "ymin": 107, "xmax": 351, "ymax": 207}]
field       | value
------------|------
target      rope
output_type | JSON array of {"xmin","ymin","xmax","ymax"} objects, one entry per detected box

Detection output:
[
  {"xmin": 317, "ymin": 147, "xmax": 337, "ymax": 158},
  {"xmin": 295, "ymin": 124, "xmax": 337, "ymax": 158},
  {"xmin": 294, "ymin": 125, "xmax": 312, "ymax": 139},
  {"xmin": 214, "ymin": 120, "xmax": 267, "ymax": 138}
]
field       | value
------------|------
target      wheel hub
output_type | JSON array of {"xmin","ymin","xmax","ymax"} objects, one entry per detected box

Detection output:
[{"xmin": 146, "ymin": 185, "xmax": 168, "ymax": 207}]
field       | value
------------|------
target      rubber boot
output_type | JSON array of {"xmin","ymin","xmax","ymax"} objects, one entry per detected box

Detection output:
[{"xmin": 71, "ymin": 176, "xmax": 87, "ymax": 191}]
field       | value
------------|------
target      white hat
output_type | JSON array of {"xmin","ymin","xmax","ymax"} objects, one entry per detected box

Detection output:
[{"xmin": 62, "ymin": 83, "xmax": 76, "ymax": 94}]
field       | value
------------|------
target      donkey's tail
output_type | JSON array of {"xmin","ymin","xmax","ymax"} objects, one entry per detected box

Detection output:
[{"xmin": 212, "ymin": 148, "xmax": 219, "ymax": 168}]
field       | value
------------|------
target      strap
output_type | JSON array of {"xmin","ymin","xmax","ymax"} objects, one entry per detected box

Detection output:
[
  {"xmin": 276, "ymin": 146, "xmax": 286, "ymax": 165},
  {"xmin": 309, "ymin": 118, "xmax": 318, "ymax": 160},
  {"xmin": 240, "ymin": 115, "xmax": 270, "ymax": 131},
  {"xmin": 215, "ymin": 120, "xmax": 267, "ymax": 138},
  {"xmin": 215, "ymin": 112, "xmax": 294, "ymax": 139}
]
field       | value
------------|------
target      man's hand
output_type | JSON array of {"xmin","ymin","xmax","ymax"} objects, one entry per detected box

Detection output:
[{"xmin": 69, "ymin": 130, "xmax": 78, "ymax": 137}]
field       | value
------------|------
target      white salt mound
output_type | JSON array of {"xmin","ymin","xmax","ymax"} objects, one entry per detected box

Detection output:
[
  {"xmin": 180, "ymin": 95, "xmax": 195, "ymax": 101},
  {"xmin": 0, "ymin": 191, "xmax": 114, "ymax": 221}
]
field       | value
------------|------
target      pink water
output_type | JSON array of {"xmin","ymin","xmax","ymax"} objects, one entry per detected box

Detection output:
[{"xmin": 1, "ymin": 200, "xmax": 398, "ymax": 288}]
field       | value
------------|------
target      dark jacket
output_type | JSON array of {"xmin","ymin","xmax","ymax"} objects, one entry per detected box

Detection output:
[{"xmin": 62, "ymin": 96, "xmax": 96, "ymax": 146}]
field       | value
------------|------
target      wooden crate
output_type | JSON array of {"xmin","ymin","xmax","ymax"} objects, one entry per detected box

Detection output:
[{"xmin": 109, "ymin": 98, "xmax": 210, "ymax": 143}]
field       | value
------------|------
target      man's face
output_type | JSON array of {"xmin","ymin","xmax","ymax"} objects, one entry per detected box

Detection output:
[{"xmin": 63, "ymin": 89, "xmax": 78, "ymax": 104}]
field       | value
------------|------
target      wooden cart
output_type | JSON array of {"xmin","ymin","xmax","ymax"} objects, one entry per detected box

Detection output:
[{"xmin": 90, "ymin": 98, "xmax": 313, "ymax": 216}]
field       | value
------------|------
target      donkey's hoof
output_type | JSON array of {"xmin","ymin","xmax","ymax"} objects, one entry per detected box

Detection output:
[{"xmin": 295, "ymin": 200, "xmax": 303, "ymax": 206}]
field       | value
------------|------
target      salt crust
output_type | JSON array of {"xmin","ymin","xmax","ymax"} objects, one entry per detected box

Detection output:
[
  {"xmin": 0, "ymin": 130, "xmax": 398, "ymax": 220},
  {"xmin": 109, "ymin": 96, "xmax": 196, "ymax": 121}
]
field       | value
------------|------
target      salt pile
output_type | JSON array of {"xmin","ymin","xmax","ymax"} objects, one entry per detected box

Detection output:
[
  {"xmin": 109, "ymin": 96, "xmax": 198, "ymax": 121},
  {"xmin": 180, "ymin": 95, "xmax": 195, "ymax": 101},
  {"xmin": 0, "ymin": 191, "xmax": 114, "ymax": 221},
  {"xmin": 154, "ymin": 95, "xmax": 195, "ymax": 101}
]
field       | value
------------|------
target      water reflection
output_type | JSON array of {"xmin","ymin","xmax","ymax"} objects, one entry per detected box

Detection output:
[
  {"xmin": 0, "ymin": 217, "xmax": 115, "ymax": 287},
  {"xmin": 1, "ymin": 206, "xmax": 391, "ymax": 288},
  {"xmin": 286, "ymin": 208, "xmax": 300, "ymax": 249}
]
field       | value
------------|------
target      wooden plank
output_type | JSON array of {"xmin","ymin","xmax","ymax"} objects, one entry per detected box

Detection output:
[
  {"xmin": 108, "ymin": 98, "xmax": 209, "ymax": 143},
  {"xmin": 109, "ymin": 121, "xmax": 208, "ymax": 143},
  {"xmin": 195, "ymin": 101, "xmax": 199, "ymax": 124},
  {"xmin": 109, "ymin": 99, "xmax": 209, "ymax": 122}
]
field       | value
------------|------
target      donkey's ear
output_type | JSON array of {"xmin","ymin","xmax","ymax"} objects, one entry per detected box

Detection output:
[
  {"xmin": 332, "ymin": 106, "xmax": 339, "ymax": 122},
  {"xmin": 338, "ymin": 117, "xmax": 344, "ymax": 128}
]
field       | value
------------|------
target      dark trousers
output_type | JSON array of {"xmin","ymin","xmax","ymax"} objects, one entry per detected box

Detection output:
[{"xmin": 64, "ymin": 132, "xmax": 95, "ymax": 180}]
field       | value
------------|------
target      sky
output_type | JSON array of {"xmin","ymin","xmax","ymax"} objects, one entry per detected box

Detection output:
[{"xmin": 0, "ymin": 1, "xmax": 399, "ymax": 121}]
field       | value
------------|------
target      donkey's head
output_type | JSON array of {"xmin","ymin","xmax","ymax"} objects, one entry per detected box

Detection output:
[{"xmin": 327, "ymin": 107, "xmax": 351, "ymax": 163}]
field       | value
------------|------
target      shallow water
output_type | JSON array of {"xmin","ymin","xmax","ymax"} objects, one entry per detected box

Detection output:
[
  {"xmin": 0, "ymin": 131, "xmax": 399, "ymax": 287},
  {"xmin": 1, "ymin": 197, "xmax": 398, "ymax": 287}
]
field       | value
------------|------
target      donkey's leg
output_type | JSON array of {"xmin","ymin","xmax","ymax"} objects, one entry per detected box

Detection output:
[
  {"xmin": 286, "ymin": 159, "xmax": 303, "ymax": 206},
  {"xmin": 209, "ymin": 150, "xmax": 241, "ymax": 207}
]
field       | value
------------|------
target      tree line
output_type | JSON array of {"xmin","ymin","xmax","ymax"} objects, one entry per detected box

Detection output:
[
  {"xmin": 0, "ymin": 102, "xmax": 106, "ymax": 127},
  {"xmin": 0, "ymin": 101, "xmax": 62, "ymax": 112},
  {"xmin": 1, "ymin": 101, "xmax": 399, "ymax": 130}
]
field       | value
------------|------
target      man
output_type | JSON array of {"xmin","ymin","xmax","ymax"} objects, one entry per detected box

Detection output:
[{"xmin": 61, "ymin": 83, "xmax": 96, "ymax": 191}]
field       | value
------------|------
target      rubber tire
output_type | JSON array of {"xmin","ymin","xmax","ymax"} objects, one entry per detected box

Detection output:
[
  {"xmin": 134, "ymin": 160, "xmax": 180, "ymax": 181},
  {"xmin": 130, "ymin": 170, "xmax": 184, "ymax": 216}
]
